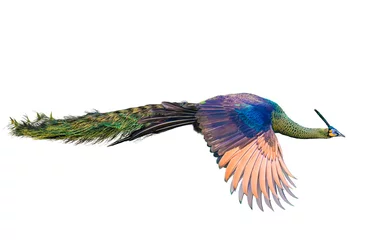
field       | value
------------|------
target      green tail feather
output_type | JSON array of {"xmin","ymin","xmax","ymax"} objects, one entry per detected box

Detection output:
[
  {"xmin": 8, "ymin": 106, "xmax": 159, "ymax": 144},
  {"xmin": 9, "ymin": 102, "xmax": 199, "ymax": 145}
]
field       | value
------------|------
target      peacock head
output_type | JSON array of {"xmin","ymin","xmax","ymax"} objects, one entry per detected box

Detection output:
[{"xmin": 314, "ymin": 109, "xmax": 345, "ymax": 138}]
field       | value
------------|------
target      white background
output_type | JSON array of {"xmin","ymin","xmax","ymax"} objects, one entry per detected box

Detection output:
[{"xmin": 0, "ymin": 1, "xmax": 366, "ymax": 239}]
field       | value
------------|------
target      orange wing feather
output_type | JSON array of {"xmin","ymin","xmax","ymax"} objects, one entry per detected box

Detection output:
[{"xmin": 223, "ymin": 130, "xmax": 296, "ymax": 210}]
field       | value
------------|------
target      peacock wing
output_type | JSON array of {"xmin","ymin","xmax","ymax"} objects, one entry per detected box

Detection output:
[{"xmin": 197, "ymin": 95, "xmax": 297, "ymax": 210}]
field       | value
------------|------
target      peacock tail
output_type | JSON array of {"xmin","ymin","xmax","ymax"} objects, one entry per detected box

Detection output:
[
  {"xmin": 9, "ymin": 93, "xmax": 343, "ymax": 211},
  {"xmin": 9, "ymin": 102, "xmax": 198, "ymax": 145}
]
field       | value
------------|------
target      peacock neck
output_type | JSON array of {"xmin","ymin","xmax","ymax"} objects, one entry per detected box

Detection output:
[{"xmin": 271, "ymin": 107, "xmax": 329, "ymax": 139}]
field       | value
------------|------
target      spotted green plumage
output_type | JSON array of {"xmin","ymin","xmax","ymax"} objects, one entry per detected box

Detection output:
[{"xmin": 271, "ymin": 105, "xmax": 329, "ymax": 139}]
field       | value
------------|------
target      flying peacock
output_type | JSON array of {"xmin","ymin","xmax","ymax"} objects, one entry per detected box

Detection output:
[{"xmin": 9, "ymin": 93, "xmax": 344, "ymax": 210}]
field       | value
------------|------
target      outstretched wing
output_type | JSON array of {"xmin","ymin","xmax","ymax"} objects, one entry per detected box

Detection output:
[{"xmin": 197, "ymin": 94, "xmax": 297, "ymax": 210}]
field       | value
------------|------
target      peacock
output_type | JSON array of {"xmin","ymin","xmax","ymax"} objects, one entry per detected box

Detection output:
[{"xmin": 9, "ymin": 93, "xmax": 344, "ymax": 210}]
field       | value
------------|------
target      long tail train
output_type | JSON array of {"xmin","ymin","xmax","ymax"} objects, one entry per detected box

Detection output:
[{"xmin": 9, "ymin": 102, "xmax": 199, "ymax": 146}]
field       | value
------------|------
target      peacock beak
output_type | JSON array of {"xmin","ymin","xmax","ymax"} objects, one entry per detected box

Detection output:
[{"xmin": 335, "ymin": 128, "xmax": 345, "ymax": 137}]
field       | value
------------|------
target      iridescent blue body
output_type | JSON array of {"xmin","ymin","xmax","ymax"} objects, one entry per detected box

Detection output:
[{"xmin": 203, "ymin": 93, "xmax": 275, "ymax": 134}]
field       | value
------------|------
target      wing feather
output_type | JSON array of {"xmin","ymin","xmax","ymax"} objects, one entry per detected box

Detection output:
[
  {"xmin": 197, "ymin": 95, "xmax": 297, "ymax": 210},
  {"xmin": 272, "ymin": 186, "xmax": 285, "ymax": 210},
  {"xmin": 278, "ymin": 187, "xmax": 293, "ymax": 206},
  {"xmin": 250, "ymin": 153, "xmax": 263, "ymax": 198},
  {"xmin": 271, "ymin": 161, "xmax": 283, "ymax": 189},
  {"xmin": 278, "ymin": 155, "xmax": 296, "ymax": 179},
  {"xmin": 232, "ymin": 143, "xmax": 257, "ymax": 190},
  {"xmin": 247, "ymin": 183, "xmax": 254, "ymax": 209},
  {"xmin": 225, "ymin": 142, "xmax": 257, "ymax": 182},
  {"xmin": 282, "ymin": 182, "xmax": 298, "ymax": 199},
  {"xmin": 259, "ymin": 155, "xmax": 269, "ymax": 199},
  {"xmin": 264, "ymin": 182, "xmax": 273, "ymax": 211},
  {"xmin": 256, "ymin": 184, "xmax": 264, "ymax": 211},
  {"xmin": 242, "ymin": 151, "xmax": 261, "ymax": 195},
  {"xmin": 224, "ymin": 145, "xmax": 252, "ymax": 181},
  {"xmin": 267, "ymin": 160, "xmax": 278, "ymax": 198},
  {"xmin": 275, "ymin": 159, "xmax": 291, "ymax": 188},
  {"xmin": 218, "ymin": 147, "xmax": 240, "ymax": 168}
]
